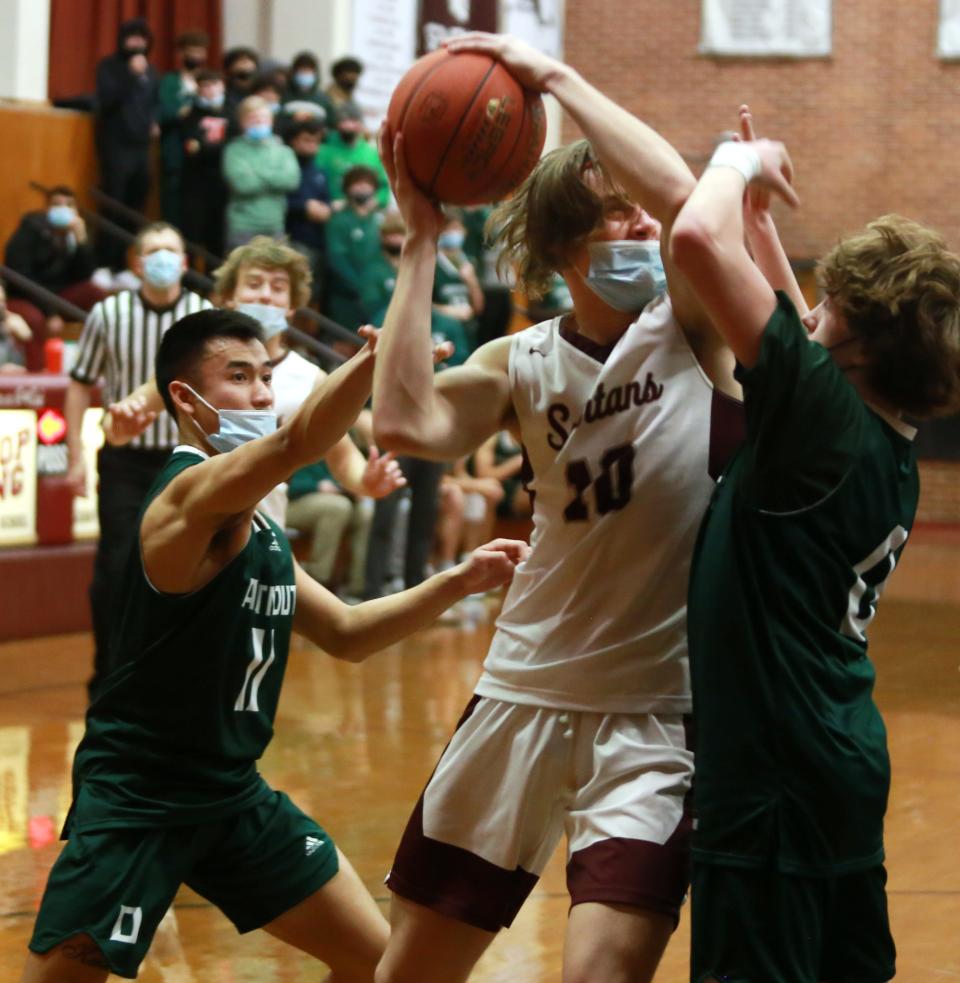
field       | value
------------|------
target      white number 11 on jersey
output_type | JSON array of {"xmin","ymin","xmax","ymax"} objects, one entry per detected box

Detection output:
[{"xmin": 235, "ymin": 628, "xmax": 275, "ymax": 712}]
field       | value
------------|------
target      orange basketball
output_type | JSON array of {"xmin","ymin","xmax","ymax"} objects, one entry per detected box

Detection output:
[{"xmin": 386, "ymin": 49, "xmax": 547, "ymax": 206}]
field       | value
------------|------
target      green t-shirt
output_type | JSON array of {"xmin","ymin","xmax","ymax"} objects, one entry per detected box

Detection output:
[
  {"xmin": 688, "ymin": 293, "xmax": 918, "ymax": 877},
  {"xmin": 71, "ymin": 448, "xmax": 296, "ymax": 831}
]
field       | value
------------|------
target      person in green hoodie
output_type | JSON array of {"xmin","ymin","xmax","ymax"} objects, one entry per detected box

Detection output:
[
  {"xmin": 222, "ymin": 96, "xmax": 301, "ymax": 251},
  {"xmin": 316, "ymin": 103, "xmax": 389, "ymax": 209}
]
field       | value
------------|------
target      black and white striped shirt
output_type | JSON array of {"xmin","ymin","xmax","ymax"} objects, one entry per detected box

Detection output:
[{"xmin": 71, "ymin": 290, "xmax": 212, "ymax": 450}]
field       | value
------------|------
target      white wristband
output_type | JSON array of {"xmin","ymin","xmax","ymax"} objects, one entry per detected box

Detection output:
[{"xmin": 708, "ymin": 141, "xmax": 761, "ymax": 184}]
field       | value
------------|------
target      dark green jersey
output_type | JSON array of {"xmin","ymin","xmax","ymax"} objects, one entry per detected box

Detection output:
[
  {"xmin": 689, "ymin": 294, "xmax": 918, "ymax": 876},
  {"xmin": 72, "ymin": 448, "xmax": 297, "ymax": 830}
]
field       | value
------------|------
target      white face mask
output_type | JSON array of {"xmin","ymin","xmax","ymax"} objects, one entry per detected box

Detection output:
[
  {"xmin": 182, "ymin": 383, "xmax": 276, "ymax": 453},
  {"xmin": 237, "ymin": 302, "xmax": 289, "ymax": 341},
  {"xmin": 583, "ymin": 240, "xmax": 667, "ymax": 312}
]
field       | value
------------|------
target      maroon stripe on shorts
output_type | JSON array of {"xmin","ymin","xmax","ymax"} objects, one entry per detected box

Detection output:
[{"xmin": 385, "ymin": 693, "xmax": 539, "ymax": 933}]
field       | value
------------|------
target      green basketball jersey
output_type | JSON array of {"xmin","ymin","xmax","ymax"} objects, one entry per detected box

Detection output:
[
  {"xmin": 71, "ymin": 447, "xmax": 297, "ymax": 830},
  {"xmin": 689, "ymin": 293, "xmax": 919, "ymax": 877}
]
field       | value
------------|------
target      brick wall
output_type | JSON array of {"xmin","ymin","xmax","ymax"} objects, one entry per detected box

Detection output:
[
  {"xmin": 917, "ymin": 460, "xmax": 960, "ymax": 524},
  {"xmin": 563, "ymin": 2, "xmax": 960, "ymax": 262}
]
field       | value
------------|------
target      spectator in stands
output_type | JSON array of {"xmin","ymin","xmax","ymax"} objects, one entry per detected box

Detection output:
[
  {"xmin": 4, "ymin": 186, "xmax": 107, "ymax": 371},
  {"xmin": 222, "ymin": 96, "xmax": 301, "ymax": 250},
  {"xmin": 324, "ymin": 166, "xmax": 385, "ymax": 329},
  {"xmin": 475, "ymin": 429, "xmax": 533, "ymax": 521},
  {"xmin": 325, "ymin": 56, "xmax": 364, "ymax": 111},
  {"xmin": 158, "ymin": 30, "xmax": 210, "ymax": 226},
  {"xmin": 94, "ymin": 17, "xmax": 159, "ymax": 270},
  {"xmin": 0, "ymin": 280, "xmax": 31, "ymax": 374},
  {"xmin": 252, "ymin": 73, "xmax": 284, "ymax": 122},
  {"xmin": 223, "ymin": 46, "xmax": 260, "ymax": 131},
  {"xmin": 65, "ymin": 222, "xmax": 212, "ymax": 696},
  {"xmin": 285, "ymin": 120, "xmax": 332, "ymax": 302},
  {"xmin": 316, "ymin": 103, "xmax": 389, "ymax": 208},
  {"xmin": 286, "ymin": 459, "xmax": 374, "ymax": 602},
  {"xmin": 180, "ymin": 70, "xmax": 230, "ymax": 261},
  {"xmin": 284, "ymin": 51, "xmax": 336, "ymax": 130},
  {"xmin": 433, "ymin": 211, "xmax": 484, "ymax": 351}
]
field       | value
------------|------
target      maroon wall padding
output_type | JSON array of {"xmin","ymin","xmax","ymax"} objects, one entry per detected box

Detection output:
[{"xmin": 0, "ymin": 543, "xmax": 94, "ymax": 640}]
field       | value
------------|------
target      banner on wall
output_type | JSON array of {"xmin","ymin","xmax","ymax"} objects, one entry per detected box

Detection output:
[
  {"xmin": 72, "ymin": 408, "xmax": 103, "ymax": 541},
  {"xmin": 700, "ymin": 0, "xmax": 832, "ymax": 57},
  {"xmin": 939, "ymin": 0, "xmax": 960, "ymax": 57},
  {"xmin": 501, "ymin": 0, "xmax": 563, "ymax": 59},
  {"xmin": 417, "ymin": 0, "xmax": 497, "ymax": 55},
  {"xmin": 0, "ymin": 410, "xmax": 38, "ymax": 547}
]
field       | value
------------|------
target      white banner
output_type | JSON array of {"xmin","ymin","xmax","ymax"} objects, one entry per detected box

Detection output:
[
  {"xmin": 939, "ymin": 0, "xmax": 960, "ymax": 57},
  {"xmin": 501, "ymin": 0, "xmax": 563, "ymax": 59},
  {"xmin": 700, "ymin": 0, "xmax": 832, "ymax": 57},
  {"xmin": 72, "ymin": 408, "xmax": 104, "ymax": 541},
  {"xmin": 351, "ymin": 0, "xmax": 419, "ymax": 133},
  {"xmin": 0, "ymin": 410, "xmax": 37, "ymax": 547}
]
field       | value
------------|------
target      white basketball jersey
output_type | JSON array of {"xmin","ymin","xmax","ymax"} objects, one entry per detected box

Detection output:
[{"xmin": 476, "ymin": 296, "xmax": 736, "ymax": 714}]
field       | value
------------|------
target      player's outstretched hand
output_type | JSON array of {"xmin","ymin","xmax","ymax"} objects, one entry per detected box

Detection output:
[
  {"xmin": 457, "ymin": 538, "xmax": 530, "ymax": 595},
  {"xmin": 736, "ymin": 104, "xmax": 772, "ymax": 219},
  {"xmin": 748, "ymin": 138, "xmax": 800, "ymax": 209},
  {"xmin": 378, "ymin": 124, "xmax": 444, "ymax": 241},
  {"xmin": 361, "ymin": 446, "xmax": 406, "ymax": 498},
  {"xmin": 442, "ymin": 32, "xmax": 562, "ymax": 92},
  {"xmin": 104, "ymin": 394, "xmax": 158, "ymax": 447}
]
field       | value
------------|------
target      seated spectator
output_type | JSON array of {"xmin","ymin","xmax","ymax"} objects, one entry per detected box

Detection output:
[
  {"xmin": 474, "ymin": 430, "xmax": 533, "ymax": 520},
  {"xmin": 316, "ymin": 104, "xmax": 389, "ymax": 209},
  {"xmin": 286, "ymin": 458, "xmax": 374, "ymax": 602},
  {"xmin": 448, "ymin": 456, "xmax": 504, "ymax": 553},
  {"xmin": 324, "ymin": 166, "xmax": 384, "ymax": 329},
  {"xmin": 180, "ymin": 69, "xmax": 230, "ymax": 261},
  {"xmin": 223, "ymin": 45, "xmax": 260, "ymax": 132},
  {"xmin": 222, "ymin": 96, "xmax": 301, "ymax": 250},
  {"xmin": 4, "ymin": 186, "xmax": 107, "ymax": 371},
  {"xmin": 0, "ymin": 280, "xmax": 31, "ymax": 374},
  {"xmin": 433, "ymin": 211, "xmax": 484, "ymax": 351},
  {"xmin": 158, "ymin": 30, "xmax": 210, "ymax": 225},
  {"xmin": 285, "ymin": 120, "xmax": 332, "ymax": 301},
  {"xmin": 325, "ymin": 56, "xmax": 364, "ymax": 111},
  {"xmin": 527, "ymin": 271, "xmax": 574, "ymax": 322},
  {"xmin": 284, "ymin": 51, "xmax": 336, "ymax": 129}
]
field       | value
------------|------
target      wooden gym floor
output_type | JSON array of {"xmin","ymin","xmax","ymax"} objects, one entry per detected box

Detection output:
[{"xmin": 0, "ymin": 527, "xmax": 956, "ymax": 981}]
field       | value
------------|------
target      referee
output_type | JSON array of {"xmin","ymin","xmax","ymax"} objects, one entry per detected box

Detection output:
[{"xmin": 65, "ymin": 222, "xmax": 211, "ymax": 696}]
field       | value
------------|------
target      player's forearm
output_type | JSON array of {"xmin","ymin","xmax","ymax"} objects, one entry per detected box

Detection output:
[
  {"xmin": 65, "ymin": 380, "xmax": 92, "ymax": 465},
  {"xmin": 546, "ymin": 66, "xmax": 694, "ymax": 221},
  {"xmin": 373, "ymin": 234, "xmax": 447, "ymax": 454},
  {"xmin": 745, "ymin": 213, "xmax": 809, "ymax": 316},
  {"xmin": 282, "ymin": 346, "xmax": 376, "ymax": 472},
  {"xmin": 329, "ymin": 566, "xmax": 472, "ymax": 662},
  {"xmin": 324, "ymin": 433, "xmax": 367, "ymax": 495}
]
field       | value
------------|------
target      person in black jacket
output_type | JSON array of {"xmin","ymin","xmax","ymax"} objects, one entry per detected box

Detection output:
[
  {"xmin": 285, "ymin": 119, "xmax": 331, "ymax": 303},
  {"xmin": 4, "ymin": 186, "xmax": 107, "ymax": 370},
  {"xmin": 180, "ymin": 70, "xmax": 230, "ymax": 261},
  {"xmin": 94, "ymin": 17, "xmax": 159, "ymax": 269}
]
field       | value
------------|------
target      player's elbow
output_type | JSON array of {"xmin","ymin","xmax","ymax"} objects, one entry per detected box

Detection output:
[
  {"xmin": 669, "ymin": 215, "xmax": 719, "ymax": 281},
  {"xmin": 372, "ymin": 416, "xmax": 426, "ymax": 457}
]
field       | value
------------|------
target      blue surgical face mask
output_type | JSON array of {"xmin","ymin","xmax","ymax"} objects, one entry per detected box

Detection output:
[
  {"xmin": 583, "ymin": 240, "xmax": 666, "ymax": 312},
  {"xmin": 245, "ymin": 122, "xmax": 273, "ymax": 141},
  {"xmin": 47, "ymin": 205, "xmax": 74, "ymax": 228},
  {"xmin": 197, "ymin": 92, "xmax": 225, "ymax": 109},
  {"xmin": 294, "ymin": 70, "xmax": 316, "ymax": 90},
  {"xmin": 183, "ymin": 384, "xmax": 277, "ymax": 453},
  {"xmin": 439, "ymin": 230, "xmax": 465, "ymax": 252},
  {"xmin": 141, "ymin": 248, "xmax": 183, "ymax": 289},
  {"xmin": 237, "ymin": 302, "xmax": 289, "ymax": 341}
]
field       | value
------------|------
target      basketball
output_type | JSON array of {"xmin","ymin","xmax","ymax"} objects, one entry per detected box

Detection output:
[{"xmin": 386, "ymin": 48, "xmax": 547, "ymax": 205}]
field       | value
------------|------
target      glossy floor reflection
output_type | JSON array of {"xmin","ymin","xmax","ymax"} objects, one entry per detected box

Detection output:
[{"xmin": 0, "ymin": 527, "xmax": 957, "ymax": 981}]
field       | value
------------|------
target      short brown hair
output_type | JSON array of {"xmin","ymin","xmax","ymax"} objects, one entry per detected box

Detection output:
[
  {"xmin": 213, "ymin": 237, "xmax": 312, "ymax": 309},
  {"xmin": 819, "ymin": 214, "xmax": 960, "ymax": 418},
  {"xmin": 487, "ymin": 139, "xmax": 626, "ymax": 299},
  {"xmin": 133, "ymin": 222, "xmax": 184, "ymax": 255},
  {"xmin": 177, "ymin": 30, "xmax": 209, "ymax": 50}
]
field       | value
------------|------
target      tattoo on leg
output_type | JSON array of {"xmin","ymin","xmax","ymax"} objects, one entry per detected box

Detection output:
[{"xmin": 61, "ymin": 941, "xmax": 110, "ymax": 968}]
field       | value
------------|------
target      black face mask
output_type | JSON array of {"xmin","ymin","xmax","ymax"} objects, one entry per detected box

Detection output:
[
  {"xmin": 231, "ymin": 70, "xmax": 254, "ymax": 85},
  {"xmin": 349, "ymin": 191, "xmax": 374, "ymax": 207},
  {"xmin": 382, "ymin": 242, "xmax": 402, "ymax": 257},
  {"xmin": 338, "ymin": 78, "xmax": 357, "ymax": 93},
  {"xmin": 338, "ymin": 129, "xmax": 359, "ymax": 145},
  {"xmin": 124, "ymin": 46, "xmax": 148, "ymax": 59},
  {"xmin": 183, "ymin": 55, "xmax": 205, "ymax": 71}
]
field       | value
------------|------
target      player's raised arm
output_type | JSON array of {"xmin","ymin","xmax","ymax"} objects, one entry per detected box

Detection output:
[
  {"xmin": 372, "ymin": 129, "xmax": 514, "ymax": 461},
  {"xmin": 443, "ymin": 32, "xmax": 707, "ymax": 334},
  {"xmin": 670, "ymin": 138, "xmax": 800, "ymax": 368}
]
